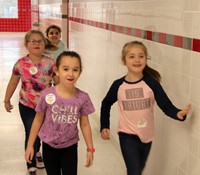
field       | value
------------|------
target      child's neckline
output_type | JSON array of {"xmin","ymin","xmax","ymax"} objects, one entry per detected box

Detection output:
[
  {"xmin": 124, "ymin": 74, "xmax": 143, "ymax": 83},
  {"xmin": 54, "ymin": 86, "xmax": 78, "ymax": 100},
  {"xmin": 27, "ymin": 54, "xmax": 44, "ymax": 64}
]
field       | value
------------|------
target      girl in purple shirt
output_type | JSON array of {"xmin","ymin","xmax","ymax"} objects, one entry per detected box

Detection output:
[{"xmin": 25, "ymin": 51, "xmax": 95, "ymax": 175}]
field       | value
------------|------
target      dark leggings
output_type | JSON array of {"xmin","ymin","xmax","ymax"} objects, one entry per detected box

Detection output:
[
  {"xmin": 19, "ymin": 102, "xmax": 41, "ymax": 169},
  {"xmin": 118, "ymin": 132, "xmax": 152, "ymax": 175},
  {"xmin": 42, "ymin": 142, "xmax": 78, "ymax": 175}
]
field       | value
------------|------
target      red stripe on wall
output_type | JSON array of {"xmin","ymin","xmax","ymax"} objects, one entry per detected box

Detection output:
[
  {"xmin": 146, "ymin": 31, "xmax": 152, "ymax": 40},
  {"xmin": 159, "ymin": 33, "xmax": 167, "ymax": 44},
  {"xmin": 174, "ymin": 35, "xmax": 183, "ymax": 48},
  {"xmin": 69, "ymin": 17, "xmax": 200, "ymax": 53},
  {"xmin": 192, "ymin": 39, "xmax": 200, "ymax": 52},
  {"xmin": 136, "ymin": 29, "xmax": 142, "ymax": 38}
]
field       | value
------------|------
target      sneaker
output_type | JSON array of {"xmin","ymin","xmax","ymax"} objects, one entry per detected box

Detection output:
[
  {"xmin": 36, "ymin": 152, "xmax": 45, "ymax": 169},
  {"xmin": 26, "ymin": 167, "xmax": 37, "ymax": 175}
]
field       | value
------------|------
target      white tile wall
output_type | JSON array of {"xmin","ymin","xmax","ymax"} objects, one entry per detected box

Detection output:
[{"xmin": 68, "ymin": 0, "xmax": 200, "ymax": 175}]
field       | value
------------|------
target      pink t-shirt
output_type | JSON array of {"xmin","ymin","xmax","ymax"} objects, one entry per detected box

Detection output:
[
  {"xmin": 101, "ymin": 76, "xmax": 183, "ymax": 143},
  {"xmin": 13, "ymin": 55, "xmax": 55, "ymax": 109},
  {"xmin": 118, "ymin": 81, "xmax": 155, "ymax": 143},
  {"xmin": 36, "ymin": 87, "xmax": 95, "ymax": 149}
]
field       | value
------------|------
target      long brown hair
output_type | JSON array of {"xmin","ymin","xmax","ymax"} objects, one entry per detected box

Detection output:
[{"xmin": 121, "ymin": 41, "xmax": 161, "ymax": 82}]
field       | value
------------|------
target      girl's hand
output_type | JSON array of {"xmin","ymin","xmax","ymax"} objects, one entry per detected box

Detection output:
[
  {"xmin": 4, "ymin": 101, "xmax": 13, "ymax": 112},
  {"xmin": 85, "ymin": 152, "xmax": 94, "ymax": 167},
  {"xmin": 101, "ymin": 128, "xmax": 110, "ymax": 140},
  {"xmin": 25, "ymin": 146, "xmax": 34, "ymax": 164},
  {"xmin": 177, "ymin": 104, "xmax": 192, "ymax": 120}
]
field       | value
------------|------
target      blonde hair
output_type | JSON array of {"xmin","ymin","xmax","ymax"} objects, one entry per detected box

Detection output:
[
  {"xmin": 24, "ymin": 30, "xmax": 47, "ymax": 45},
  {"xmin": 121, "ymin": 41, "xmax": 161, "ymax": 82}
]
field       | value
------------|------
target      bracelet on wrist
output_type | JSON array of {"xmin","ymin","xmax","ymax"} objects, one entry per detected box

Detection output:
[{"xmin": 87, "ymin": 148, "xmax": 95, "ymax": 153}]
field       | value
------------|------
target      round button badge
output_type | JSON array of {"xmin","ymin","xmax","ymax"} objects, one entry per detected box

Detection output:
[
  {"xmin": 29, "ymin": 66, "xmax": 38, "ymax": 75},
  {"xmin": 45, "ymin": 93, "xmax": 56, "ymax": 105},
  {"xmin": 137, "ymin": 119, "xmax": 147, "ymax": 128}
]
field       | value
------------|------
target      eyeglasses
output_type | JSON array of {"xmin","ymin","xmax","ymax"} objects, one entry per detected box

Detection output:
[{"xmin": 28, "ymin": 39, "xmax": 44, "ymax": 45}]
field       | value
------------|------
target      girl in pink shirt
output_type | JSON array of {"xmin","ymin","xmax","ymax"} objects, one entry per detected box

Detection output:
[
  {"xmin": 4, "ymin": 30, "xmax": 59, "ymax": 175},
  {"xmin": 100, "ymin": 41, "xmax": 192, "ymax": 175}
]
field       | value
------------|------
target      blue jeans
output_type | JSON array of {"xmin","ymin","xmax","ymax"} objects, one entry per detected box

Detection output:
[
  {"xmin": 19, "ymin": 102, "xmax": 40, "ymax": 169},
  {"xmin": 118, "ymin": 132, "xmax": 152, "ymax": 175}
]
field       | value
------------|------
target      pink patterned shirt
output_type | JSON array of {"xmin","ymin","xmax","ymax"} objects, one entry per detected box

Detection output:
[{"xmin": 13, "ymin": 55, "xmax": 55, "ymax": 109}]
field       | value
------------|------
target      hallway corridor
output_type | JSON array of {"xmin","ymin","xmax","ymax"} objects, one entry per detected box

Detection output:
[{"xmin": 0, "ymin": 33, "xmax": 126, "ymax": 175}]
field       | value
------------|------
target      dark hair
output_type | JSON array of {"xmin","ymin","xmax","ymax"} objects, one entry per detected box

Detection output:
[
  {"xmin": 45, "ymin": 38, "xmax": 58, "ymax": 50},
  {"xmin": 45, "ymin": 25, "xmax": 61, "ymax": 37},
  {"xmin": 56, "ymin": 51, "xmax": 82, "ymax": 72},
  {"xmin": 121, "ymin": 41, "xmax": 161, "ymax": 82}
]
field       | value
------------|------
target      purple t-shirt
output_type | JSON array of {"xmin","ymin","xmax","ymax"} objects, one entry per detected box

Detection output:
[{"xmin": 36, "ymin": 86, "xmax": 95, "ymax": 149}]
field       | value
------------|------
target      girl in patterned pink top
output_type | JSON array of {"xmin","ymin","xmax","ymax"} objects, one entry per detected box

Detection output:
[
  {"xmin": 4, "ymin": 30, "xmax": 59, "ymax": 175},
  {"xmin": 25, "ymin": 51, "xmax": 95, "ymax": 175}
]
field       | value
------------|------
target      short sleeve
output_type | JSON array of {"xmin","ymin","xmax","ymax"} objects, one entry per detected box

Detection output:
[
  {"xmin": 35, "ymin": 90, "xmax": 47, "ymax": 112},
  {"xmin": 12, "ymin": 61, "xmax": 21, "ymax": 77},
  {"xmin": 80, "ymin": 93, "xmax": 95, "ymax": 116}
]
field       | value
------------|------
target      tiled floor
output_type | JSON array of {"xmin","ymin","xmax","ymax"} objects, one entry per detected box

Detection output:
[{"xmin": 0, "ymin": 33, "xmax": 126, "ymax": 175}]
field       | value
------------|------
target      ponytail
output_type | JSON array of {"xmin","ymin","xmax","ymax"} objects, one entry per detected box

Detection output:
[{"xmin": 143, "ymin": 65, "xmax": 161, "ymax": 82}]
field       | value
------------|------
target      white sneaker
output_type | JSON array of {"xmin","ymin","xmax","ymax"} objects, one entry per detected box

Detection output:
[
  {"xmin": 26, "ymin": 167, "xmax": 38, "ymax": 175},
  {"xmin": 36, "ymin": 152, "xmax": 45, "ymax": 169}
]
